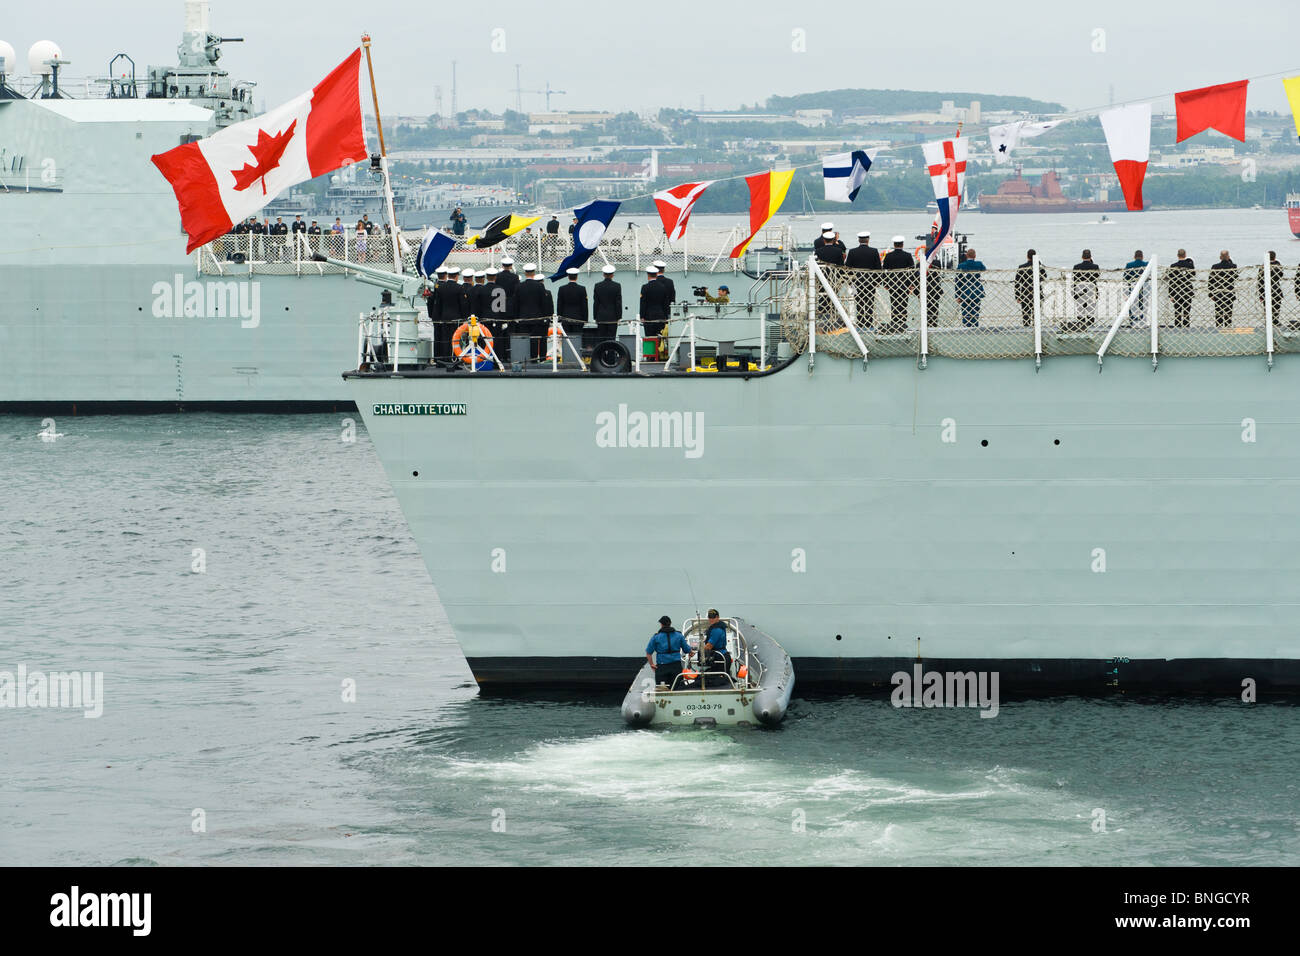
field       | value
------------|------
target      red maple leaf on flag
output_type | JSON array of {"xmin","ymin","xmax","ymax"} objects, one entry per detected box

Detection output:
[{"xmin": 231, "ymin": 119, "xmax": 297, "ymax": 194}]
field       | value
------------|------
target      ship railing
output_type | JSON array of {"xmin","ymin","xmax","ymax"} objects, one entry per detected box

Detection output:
[
  {"xmin": 789, "ymin": 258, "xmax": 1300, "ymax": 364},
  {"xmin": 351, "ymin": 297, "xmax": 790, "ymax": 376},
  {"xmin": 433, "ymin": 223, "xmax": 793, "ymax": 277},
  {"xmin": 198, "ymin": 223, "xmax": 798, "ymax": 281},
  {"xmin": 198, "ymin": 231, "xmax": 398, "ymax": 275}
]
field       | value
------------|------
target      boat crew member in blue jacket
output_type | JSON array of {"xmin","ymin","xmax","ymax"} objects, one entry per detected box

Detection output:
[
  {"xmin": 646, "ymin": 616, "xmax": 691, "ymax": 687},
  {"xmin": 703, "ymin": 609, "xmax": 731, "ymax": 681}
]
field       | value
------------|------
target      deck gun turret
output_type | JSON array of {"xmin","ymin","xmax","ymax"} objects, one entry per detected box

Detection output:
[
  {"xmin": 313, "ymin": 254, "xmax": 432, "ymax": 371},
  {"xmin": 310, "ymin": 253, "xmax": 425, "ymax": 303}
]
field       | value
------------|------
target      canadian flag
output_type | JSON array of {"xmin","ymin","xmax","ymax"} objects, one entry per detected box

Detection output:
[
  {"xmin": 152, "ymin": 50, "xmax": 368, "ymax": 252},
  {"xmin": 1100, "ymin": 103, "xmax": 1151, "ymax": 212},
  {"xmin": 653, "ymin": 181, "xmax": 713, "ymax": 242}
]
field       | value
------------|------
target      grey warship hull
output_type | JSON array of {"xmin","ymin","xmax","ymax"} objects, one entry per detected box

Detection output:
[{"xmin": 346, "ymin": 350, "xmax": 1300, "ymax": 693}]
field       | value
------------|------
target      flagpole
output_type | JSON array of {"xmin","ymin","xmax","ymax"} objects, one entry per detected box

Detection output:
[{"xmin": 361, "ymin": 34, "xmax": 403, "ymax": 272}]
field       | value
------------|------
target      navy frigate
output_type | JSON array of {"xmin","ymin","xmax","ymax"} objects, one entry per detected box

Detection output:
[
  {"xmin": 0, "ymin": 1, "xmax": 396, "ymax": 411},
  {"xmin": 339, "ymin": 244, "xmax": 1300, "ymax": 693}
]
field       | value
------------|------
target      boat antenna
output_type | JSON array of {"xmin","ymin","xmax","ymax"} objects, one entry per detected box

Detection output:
[
  {"xmin": 684, "ymin": 570, "xmax": 700, "ymax": 620},
  {"xmin": 361, "ymin": 34, "xmax": 403, "ymax": 272},
  {"xmin": 684, "ymin": 570, "xmax": 702, "ymax": 670}
]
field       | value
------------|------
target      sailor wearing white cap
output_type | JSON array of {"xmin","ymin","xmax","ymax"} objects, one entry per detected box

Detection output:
[
  {"xmin": 461, "ymin": 267, "xmax": 475, "ymax": 279},
  {"xmin": 815, "ymin": 229, "xmax": 846, "ymax": 266},
  {"xmin": 881, "ymin": 236, "xmax": 917, "ymax": 333},
  {"xmin": 495, "ymin": 256, "xmax": 520, "ymax": 306},
  {"xmin": 431, "ymin": 263, "xmax": 469, "ymax": 361},
  {"xmin": 814, "ymin": 223, "xmax": 843, "ymax": 254},
  {"xmin": 652, "ymin": 259, "xmax": 675, "ymax": 306},
  {"xmin": 846, "ymin": 230, "xmax": 882, "ymax": 272},
  {"xmin": 845, "ymin": 231, "xmax": 882, "ymax": 323},
  {"xmin": 594, "ymin": 264, "xmax": 622, "ymax": 343},
  {"xmin": 515, "ymin": 262, "xmax": 552, "ymax": 358},
  {"xmin": 640, "ymin": 264, "xmax": 671, "ymax": 340},
  {"xmin": 557, "ymin": 266, "xmax": 588, "ymax": 332},
  {"xmin": 469, "ymin": 266, "xmax": 491, "ymax": 318},
  {"xmin": 483, "ymin": 266, "xmax": 515, "ymax": 362}
]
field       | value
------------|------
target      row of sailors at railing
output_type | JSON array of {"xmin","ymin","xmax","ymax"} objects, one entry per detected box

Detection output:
[
  {"xmin": 421, "ymin": 258, "xmax": 694, "ymax": 364},
  {"xmin": 814, "ymin": 232, "xmax": 1300, "ymax": 331},
  {"xmin": 224, "ymin": 215, "xmax": 392, "ymax": 262}
]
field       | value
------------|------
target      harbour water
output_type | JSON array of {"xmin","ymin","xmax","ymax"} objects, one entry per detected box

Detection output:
[{"xmin": 4, "ymin": 413, "xmax": 1298, "ymax": 866}]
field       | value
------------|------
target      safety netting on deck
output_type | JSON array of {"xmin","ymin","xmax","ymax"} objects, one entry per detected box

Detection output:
[
  {"xmin": 199, "ymin": 223, "xmax": 796, "ymax": 279},
  {"xmin": 792, "ymin": 260, "xmax": 1300, "ymax": 361}
]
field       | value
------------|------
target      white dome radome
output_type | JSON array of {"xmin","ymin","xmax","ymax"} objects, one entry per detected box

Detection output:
[
  {"xmin": 0, "ymin": 41, "xmax": 17, "ymax": 74},
  {"xmin": 28, "ymin": 40, "xmax": 63, "ymax": 75}
]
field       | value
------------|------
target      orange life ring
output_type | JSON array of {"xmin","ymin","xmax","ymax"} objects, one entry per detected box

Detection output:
[
  {"xmin": 915, "ymin": 246, "xmax": 926, "ymax": 260},
  {"xmin": 451, "ymin": 318, "xmax": 494, "ymax": 364}
]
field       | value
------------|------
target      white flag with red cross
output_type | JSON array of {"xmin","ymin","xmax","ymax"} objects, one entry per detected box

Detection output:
[
  {"xmin": 152, "ymin": 50, "xmax": 369, "ymax": 252},
  {"xmin": 921, "ymin": 137, "xmax": 967, "ymax": 265}
]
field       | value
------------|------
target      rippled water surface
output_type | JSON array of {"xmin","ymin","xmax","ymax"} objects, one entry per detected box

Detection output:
[{"xmin": 3, "ymin": 415, "xmax": 1297, "ymax": 866}]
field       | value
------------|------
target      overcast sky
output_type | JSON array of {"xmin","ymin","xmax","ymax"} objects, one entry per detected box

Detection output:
[{"xmin": 7, "ymin": 0, "xmax": 1298, "ymax": 118}]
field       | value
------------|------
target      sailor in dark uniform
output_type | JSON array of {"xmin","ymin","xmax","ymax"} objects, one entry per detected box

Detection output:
[
  {"xmin": 484, "ymin": 267, "xmax": 515, "ymax": 363},
  {"xmin": 515, "ymin": 263, "xmax": 549, "ymax": 359},
  {"xmin": 592, "ymin": 264, "xmax": 622, "ymax": 343},
  {"xmin": 1258, "ymin": 251, "xmax": 1284, "ymax": 325},
  {"xmin": 1208, "ymin": 250, "xmax": 1237, "ymax": 327},
  {"xmin": 814, "ymin": 229, "xmax": 846, "ymax": 266},
  {"xmin": 1014, "ymin": 249, "xmax": 1045, "ymax": 327},
  {"xmin": 434, "ymin": 267, "xmax": 468, "ymax": 361},
  {"xmin": 639, "ymin": 265, "xmax": 670, "ymax": 340},
  {"xmin": 452, "ymin": 267, "xmax": 472, "ymax": 321},
  {"xmin": 845, "ymin": 230, "xmax": 881, "ymax": 328},
  {"xmin": 812, "ymin": 222, "xmax": 834, "ymax": 251},
  {"xmin": 653, "ymin": 260, "xmax": 676, "ymax": 308},
  {"xmin": 1167, "ymin": 249, "xmax": 1195, "ymax": 328},
  {"xmin": 426, "ymin": 267, "xmax": 449, "ymax": 361},
  {"xmin": 495, "ymin": 256, "xmax": 521, "ymax": 319},
  {"xmin": 1066, "ymin": 250, "xmax": 1101, "ymax": 332},
  {"xmin": 556, "ymin": 267, "xmax": 588, "ymax": 336},
  {"xmin": 881, "ymin": 236, "xmax": 916, "ymax": 333},
  {"xmin": 471, "ymin": 269, "xmax": 493, "ymax": 319}
]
